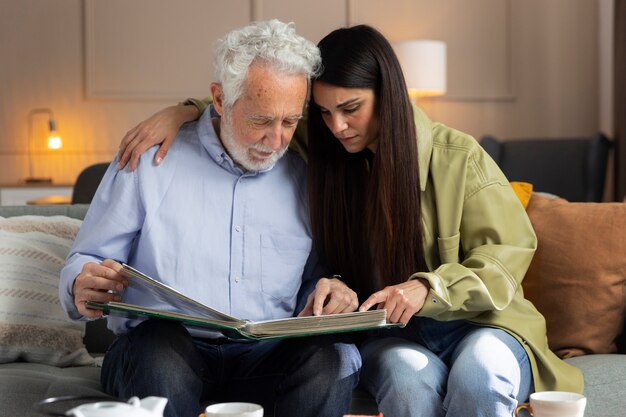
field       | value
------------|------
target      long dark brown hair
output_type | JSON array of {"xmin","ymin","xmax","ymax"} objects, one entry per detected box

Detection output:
[{"xmin": 307, "ymin": 25, "xmax": 427, "ymax": 298}]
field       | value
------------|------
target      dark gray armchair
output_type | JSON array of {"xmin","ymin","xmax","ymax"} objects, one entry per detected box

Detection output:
[
  {"xmin": 480, "ymin": 133, "xmax": 611, "ymax": 202},
  {"xmin": 71, "ymin": 162, "xmax": 110, "ymax": 204}
]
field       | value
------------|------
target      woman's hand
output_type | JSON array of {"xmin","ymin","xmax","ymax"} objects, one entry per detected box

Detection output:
[
  {"xmin": 118, "ymin": 105, "xmax": 200, "ymax": 171},
  {"xmin": 359, "ymin": 279, "xmax": 430, "ymax": 324},
  {"xmin": 297, "ymin": 277, "xmax": 359, "ymax": 317}
]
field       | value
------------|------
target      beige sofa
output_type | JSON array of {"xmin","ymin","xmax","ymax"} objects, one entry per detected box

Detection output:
[{"xmin": 1, "ymin": 201, "xmax": 625, "ymax": 417}]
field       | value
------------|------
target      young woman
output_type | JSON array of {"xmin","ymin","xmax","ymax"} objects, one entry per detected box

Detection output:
[{"xmin": 116, "ymin": 25, "xmax": 583, "ymax": 417}]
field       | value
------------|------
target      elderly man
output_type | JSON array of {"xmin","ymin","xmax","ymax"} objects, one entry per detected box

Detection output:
[{"xmin": 59, "ymin": 20, "xmax": 361, "ymax": 417}]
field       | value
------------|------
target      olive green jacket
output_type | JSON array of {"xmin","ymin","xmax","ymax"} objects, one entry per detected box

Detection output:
[
  {"xmin": 407, "ymin": 105, "xmax": 583, "ymax": 394},
  {"xmin": 185, "ymin": 97, "xmax": 584, "ymax": 393}
]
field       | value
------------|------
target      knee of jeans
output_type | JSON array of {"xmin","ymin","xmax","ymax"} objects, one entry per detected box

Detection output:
[
  {"xmin": 309, "ymin": 342, "xmax": 361, "ymax": 379},
  {"xmin": 453, "ymin": 329, "xmax": 527, "ymax": 380},
  {"xmin": 362, "ymin": 338, "xmax": 431, "ymax": 374},
  {"xmin": 448, "ymin": 332, "xmax": 529, "ymax": 401},
  {"xmin": 361, "ymin": 340, "xmax": 446, "ymax": 396}
]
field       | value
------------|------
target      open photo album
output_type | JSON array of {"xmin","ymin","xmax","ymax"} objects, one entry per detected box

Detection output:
[{"xmin": 86, "ymin": 264, "xmax": 401, "ymax": 340}]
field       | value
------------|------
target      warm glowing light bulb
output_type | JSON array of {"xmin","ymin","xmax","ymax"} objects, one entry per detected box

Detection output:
[{"xmin": 47, "ymin": 134, "xmax": 62, "ymax": 149}]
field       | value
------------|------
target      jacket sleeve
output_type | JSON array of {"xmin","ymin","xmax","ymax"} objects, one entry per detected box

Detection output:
[
  {"xmin": 180, "ymin": 97, "xmax": 211, "ymax": 114},
  {"xmin": 413, "ymin": 138, "xmax": 537, "ymax": 321}
]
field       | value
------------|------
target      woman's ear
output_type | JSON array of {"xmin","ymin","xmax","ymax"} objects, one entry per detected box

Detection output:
[{"xmin": 210, "ymin": 83, "xmax": 224, "ymax": 116}]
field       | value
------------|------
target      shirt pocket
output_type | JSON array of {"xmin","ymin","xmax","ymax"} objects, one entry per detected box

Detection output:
[
  {"xmin": 437, "ymin": 233, "xmax": 461, "ymax": 264},
  {"xmin": 260, "ymin": 234, "xmax": 312, "ymax": 301}
]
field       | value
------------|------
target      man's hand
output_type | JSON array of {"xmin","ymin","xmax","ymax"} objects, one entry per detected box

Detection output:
[
  {"xmin": 297, "ymin": 277, "xmax": 358, "ymax": 317},
  {"xmin": 72, "ymin": 259, "xmax": 128, "ymax": 318},
  {"xmin": 359, "ymin": 279, "xmax": 430, "ymax": 325}
]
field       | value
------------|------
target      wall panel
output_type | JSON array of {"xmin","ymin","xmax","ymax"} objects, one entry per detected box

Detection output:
[
  {"xmin": 349, "ymin": 0, "xmax": 513, "ymax": 101},
  {"xmin": 257, "ymin": 0, "xmax": 347, "ymax": 43},
  {"xmin": 85, "ymin": 0, "xmax": 250, "ymax": 100}
]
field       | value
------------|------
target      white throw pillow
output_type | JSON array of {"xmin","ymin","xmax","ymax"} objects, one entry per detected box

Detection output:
[{"xmin": 0, "ymin": 215, "xmax": 94, "ymax": 366}]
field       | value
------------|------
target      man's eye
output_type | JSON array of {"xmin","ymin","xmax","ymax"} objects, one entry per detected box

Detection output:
[
  {"xmin": 253, "ymin": 120, "xmax": 271, "ymax": 127},
  {"xmin": 283, "ymin": 120, "xmax": 298, "ymax": 128}
]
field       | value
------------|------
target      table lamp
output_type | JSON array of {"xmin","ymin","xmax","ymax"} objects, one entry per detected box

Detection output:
[
  {"xmin": 26, "ymin": 108, "xmax": 63, "ymax": 183},
  {"xmin": 392, "ymin": 40, "xmax": 447, "ymax": 102}
]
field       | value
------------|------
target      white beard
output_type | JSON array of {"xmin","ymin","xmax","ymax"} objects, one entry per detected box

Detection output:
[{"xmin": 220, "ymin": 114, "xmax": 288, "ymax": 172}]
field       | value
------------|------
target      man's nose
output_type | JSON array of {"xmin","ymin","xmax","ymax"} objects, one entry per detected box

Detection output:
[{"xmin": 264, "ymin": 123, "xmax": 283, "ymax": 151}]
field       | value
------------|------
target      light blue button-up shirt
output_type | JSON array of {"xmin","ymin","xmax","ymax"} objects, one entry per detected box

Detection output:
[{"xmin": 60, "ymin": 109, "xmax": 322, "ymax": 336}]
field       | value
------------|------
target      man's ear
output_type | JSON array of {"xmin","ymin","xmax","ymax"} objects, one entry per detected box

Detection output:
[{"xmin": 210, "ymin": 83, "xmax": 224, "ymax": 116}]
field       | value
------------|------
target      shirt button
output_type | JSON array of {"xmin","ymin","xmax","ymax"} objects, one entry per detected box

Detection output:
[
  {"xmin": 235, "ymin": 225, "xmax": 241, "ymax": 232},
  {"xmin": 238, "ymin": 178, "xmax": 244, "ymax": 183},
  {"xmin": 216, "ymin": 156, "xmax": 223, "ymax": 163},
  {"xmin": 234, "ymin": 276, "xmax": 240, "ymax": 283}
]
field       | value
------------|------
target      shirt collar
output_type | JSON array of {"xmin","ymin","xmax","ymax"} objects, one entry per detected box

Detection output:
[{"xmin": 196, "ymin": 105, "xmax": 229, "ymax": 165}]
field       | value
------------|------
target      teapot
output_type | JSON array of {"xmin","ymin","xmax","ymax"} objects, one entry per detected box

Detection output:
[{"xmin": 66, "ymin": 396, "xmax": 168, "ymax": 417}]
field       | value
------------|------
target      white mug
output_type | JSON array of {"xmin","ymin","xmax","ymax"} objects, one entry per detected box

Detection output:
[
  {"xmin": 515, "ymin": 391, "xmax": 586, "ymax": 417},
  {"xmin": 201, "ymin": 402, "xmax": 263, "ymax": 417}
]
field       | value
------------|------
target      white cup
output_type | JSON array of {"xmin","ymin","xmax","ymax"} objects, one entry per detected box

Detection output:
[
  {"xmin": 515, "ymin": 391, "xmax": 586, "ymax": 417},
  {"xmin": 202, "ymin": 402, "xmax": 263, "ymax": 417}
]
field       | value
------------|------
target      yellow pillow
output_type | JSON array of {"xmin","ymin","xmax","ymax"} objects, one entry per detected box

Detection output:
[{"xmin": 510, "ymin": 181, "xmax": 533, "ymax": 209}]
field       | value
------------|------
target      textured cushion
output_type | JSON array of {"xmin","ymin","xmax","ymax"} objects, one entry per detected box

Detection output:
[
  {"xmin": 523, "ymin": 194, "xmax": 626, "ymax": 358},
  {"xmin": 0, "ymin": 216, "xmax": 94, "ymax": 366}
]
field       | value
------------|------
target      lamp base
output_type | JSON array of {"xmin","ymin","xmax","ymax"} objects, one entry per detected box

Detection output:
[{"xmin": 24, "ymin": 177, "xmax": 53, "ymax": 184}]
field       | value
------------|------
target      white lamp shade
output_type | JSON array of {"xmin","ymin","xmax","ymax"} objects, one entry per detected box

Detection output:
[{"xmin": 393, "ymin": 40, "xmax": 447, "ymax": 97}]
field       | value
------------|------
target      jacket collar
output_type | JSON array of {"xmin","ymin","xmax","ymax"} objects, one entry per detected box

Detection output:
[{"xmin": 412, "ymin": 103, "xmax": 433, "ymax": 192}]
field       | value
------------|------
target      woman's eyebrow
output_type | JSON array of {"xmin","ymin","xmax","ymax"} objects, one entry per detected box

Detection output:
[{"xmin": 336, "ymin": 98, "xmax": 360, "ymax": 109}]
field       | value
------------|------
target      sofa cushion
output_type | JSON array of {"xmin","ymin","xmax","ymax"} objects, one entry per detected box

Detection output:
[
  {"xmin": 0, "ymin": 215, "xmax": 94, "ymax": 366},
  {"xmin": 0, "ymin": 362, "xmax": 105, "ymax": 417},
  {"xmin": 523, "ymin": 194, "xmax": 626, "ymax": 358},
  {"xmin": 565, "ymin": 355, "xmax": 626, "ymax": 417}
]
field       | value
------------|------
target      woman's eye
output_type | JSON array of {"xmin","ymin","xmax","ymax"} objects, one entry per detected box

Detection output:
[{"xmin": 345, "ymin": 106, "xmax": 359, "ymax": 114}]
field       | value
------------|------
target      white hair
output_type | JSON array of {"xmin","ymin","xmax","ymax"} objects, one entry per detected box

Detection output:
[{"xmin": 214, "ymin": 19, "xmax": 321, "ymax": 109}]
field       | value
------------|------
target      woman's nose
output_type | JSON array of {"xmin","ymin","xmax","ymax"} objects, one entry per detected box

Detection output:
[{"xmin": 330, "ymin": 115, "xmax": 348, "ymax": 135}]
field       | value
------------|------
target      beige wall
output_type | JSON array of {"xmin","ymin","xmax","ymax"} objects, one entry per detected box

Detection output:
[{"xmin": 0, "ymin": 0, "xmax": 607, "ymax": 185}]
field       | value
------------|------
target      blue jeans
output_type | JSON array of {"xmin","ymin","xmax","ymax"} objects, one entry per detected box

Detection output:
[
  {"xmin": 101, "ymin": 319, "xmax": 361, "ymax": 417},
  {"xmin": 359, "ymin": 318, "xmax": 533, "ymax": 417}
]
